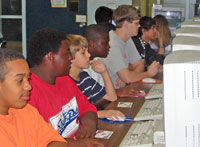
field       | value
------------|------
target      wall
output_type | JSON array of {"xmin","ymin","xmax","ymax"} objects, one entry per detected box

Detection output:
[
  {"xmin": 26, "ymin": 0, "xmax": 87, "ymax": 62},
  {"xmin": 26, "ymin": 0, "xmax": 87, "ymax": 41},
  {"xmin": 87, "ymin": 0, "xmax": 132, "ymax": 25}
]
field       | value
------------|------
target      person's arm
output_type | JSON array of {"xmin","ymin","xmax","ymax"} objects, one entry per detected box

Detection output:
[
  {"xmin": 47, "ymin": 142, "xmax": 67, "ymax": 147},
  {"xmin": 130, "ymin": 59, "xmax": 145, "ymax": 73},
  {"xmin": 28, "ymin": 105, "xmax": 67, "ymax": 147},
  {"xmin": 117, "ymin": 61, "xmax": 160, "ymax": 84},
  {"xmin": 64, "ymin": 138, "xmax": 106, "ymax": 147},
  {"xmin": 157, "ymin": 32, "xmax": 165, "ymax": 56},
  {"xmin": 93, "ymin": 98, "xmax": 110, "ymax": 109},
  {"xmin": 97, "ymin": 110, "xmax": 124, "ymax": 119},
  {"xmin": 74, "ymin": 112, "xmax": 97, "ymax": 139},
  {"xmin": 72, "ymin": 79, "xmax": 98, "ymax": 140},
  {"xmin": 91, "ymin": 59, "xmax": 117, "ymax": 102}
]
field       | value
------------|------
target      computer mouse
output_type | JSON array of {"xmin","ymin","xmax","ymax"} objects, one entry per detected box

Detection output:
[{"xmin": 142, "ymin": 78, "xmax": 156, "ymax": 83}]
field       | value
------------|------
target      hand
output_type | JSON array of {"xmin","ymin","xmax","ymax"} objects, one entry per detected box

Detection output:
[
  {"xmin": 67, "ymin": 138, "xmax": 107, "ymax": 147},
  {"xmin": 90, "ymin": 59, "xmax": 106, "ymax": 74},
  {"xmin": 147, "ymin": 61, "xmax": 160, "ymax": 77},
  {"xmin": 157, "ymin": 31, "xmax": 164, "ymax": 47},
  {"xmin": 115, "ymin": 78, "xmax": 126, "ymax": 87},
  {"xmin": 98, "ymin": 110, "xmax": 125, "ymax": 120},
  {"xmin": 74, "ymin": 125, "xmax": 96, "ymax": 140},
  {"xmin": 116, "ymin": 88, "xmax": 141, "ymax": 98}
]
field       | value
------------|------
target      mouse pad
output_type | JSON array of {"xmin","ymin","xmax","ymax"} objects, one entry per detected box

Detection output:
[
  {"xmin": 139, "ymin": 78, "xmax": 162, "ymax": 84},
  {"xmin": 98, "ymin": 116, "xmax": 133, "ymax": 124}
]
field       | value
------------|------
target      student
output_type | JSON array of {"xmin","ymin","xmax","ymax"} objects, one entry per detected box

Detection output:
[
  {"xmin": 102, "ymin": 5, "xmax": 160, "ymax": 89},
  {"xmin": 95, "ymin": 6, "xmax": 115, "ymax": 31},
  {"xmin": 0, "ymin": 48, "xmax": 67, "ymax": 147},
  {"xmin": 28, "ymin": 28, "xmax": 105, "ymax": 147},
  {"xmin": 83, "ymin": 24, "xmax": 141, "ymax": 97},
  {"xmin": 152, "ymin": 14, "xmax": 171, "ymax": 54},
  {"xmin": 132, "ymin": 16, "xmax": 165, "ymax": 67},
  {"xmin": 68, "ymin": 34, "xmax": 125, "ymax": 120}
]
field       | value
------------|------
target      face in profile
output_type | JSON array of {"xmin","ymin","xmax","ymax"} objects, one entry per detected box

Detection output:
[
  {"xmin": 147, "ymin": 25, "xmax": 158, "ymax": 41},
  {"xmin": 71, "ymin": 46, "xmax": 91, "ymax": 69},
  {"xmin": 127, "ymin": 19, "xmax": 140, "ymax": 37},
  {"xmin": 0, "ymin": 59, "xmax": 31, "ymax": 113},
  {"xmin": 52, "ymin": 40, "xmax": 72, "ymax": 76},
  {"xmin": 94, "ymin": 34, "xmax": 110, "ymax": 58}
]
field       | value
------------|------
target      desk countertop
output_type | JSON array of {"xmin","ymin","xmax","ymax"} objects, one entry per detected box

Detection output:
[{"xmin": 97, "ymin": 82, "xmax": 154, "ymax": 146}]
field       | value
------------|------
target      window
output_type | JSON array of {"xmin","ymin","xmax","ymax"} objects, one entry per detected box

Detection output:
[{"xmin": 0, "ymin": 0, "xmax": 26, "ymax": 57}]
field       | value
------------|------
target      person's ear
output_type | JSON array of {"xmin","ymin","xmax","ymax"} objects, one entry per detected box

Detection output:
[
  {"xmin": 45, "ymin": 52, "xmax": 55, "ymax": 63},
  {"xmin": 123, "ymin": 20, "xmax": 129, "ymax": 28},
  {"xmin": 89, "ymin": 40, "xmax": 96, "ymax": 49},
  {"xmin": 142, "ymin": 28, "xmax": 147, "ymax": 35}
]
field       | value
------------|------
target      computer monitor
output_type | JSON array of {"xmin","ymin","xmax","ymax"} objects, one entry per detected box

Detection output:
[
  {"xmin": 152, "ymin": 5, "xmax": 184, "ymax": 32},
  {"xmin": 163, "ymin": 50, "xmax": 200, "ymax": 147},
  {"xmin": 172, "ymin": 36, "xmax": 200, "ymax": 51},
  {"xmin": 154, "ymin": 9, "xmax": 182, "ymax": 30},
  {"xmin": 175, "ymin": 27, "xmax": 200, "ymax": 38}
]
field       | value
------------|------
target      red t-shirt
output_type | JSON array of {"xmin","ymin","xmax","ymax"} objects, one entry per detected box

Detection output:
[{"xmin": 28, "ymin": 73, "xmax": 97, "ymax": 138}]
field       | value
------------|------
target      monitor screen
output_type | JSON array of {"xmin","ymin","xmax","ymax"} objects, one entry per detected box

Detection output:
[{"xmin": 155, "ymin": 10, "xmax": 182, "ymax": 29}]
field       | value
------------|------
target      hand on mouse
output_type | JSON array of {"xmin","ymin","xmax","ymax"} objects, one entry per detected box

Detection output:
[
  {"xmin": 97, "ymin": 110, "xmax": 125, "ymax": 121},
  {"xmin": 116, "ymin": 87, "xmax": 143, "ymax": 98}
]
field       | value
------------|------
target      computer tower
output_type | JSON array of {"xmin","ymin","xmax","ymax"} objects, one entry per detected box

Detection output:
[{"xmin": 164, "ymin": 50, "xmax": 200, "ymax": 146}]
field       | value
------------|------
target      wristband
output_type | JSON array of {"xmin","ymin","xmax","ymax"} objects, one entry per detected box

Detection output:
[{"xmin": 159, "ymin": 45, "xmax": 165, "ymax": 49}]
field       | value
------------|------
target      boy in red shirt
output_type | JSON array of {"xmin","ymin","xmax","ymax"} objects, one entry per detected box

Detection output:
[{"xmin": 28, "ymin": 28, "xmax": 104, "ymax": 146}]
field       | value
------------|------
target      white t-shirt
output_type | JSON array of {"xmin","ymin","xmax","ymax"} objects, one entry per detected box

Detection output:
[{"xmin": 83, "ymin": 57, "xmax": 105, "ymax": 87}]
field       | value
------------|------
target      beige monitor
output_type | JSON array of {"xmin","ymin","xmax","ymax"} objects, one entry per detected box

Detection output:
[
  {"xmin": 181, "ymin": 21, "xmax": 200, "ymax": 28},
  {"xmin": 172, "ymin": 36, "xmax": 200, "ymax": 51},
  {"xmin": 175, "ymin": 27, "xmax": 200, "ymax": 38}
]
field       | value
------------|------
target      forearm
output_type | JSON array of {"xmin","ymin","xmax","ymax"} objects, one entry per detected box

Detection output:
[
  {"xmin": 101, "ymin": 70, "xmax": 117, "ymax": 101},
  {"xmin": 158, "ymin": 47, "xmax": 165, "ymax": 56},
  {"xmin": 94, "ymin": 98, "xmax": 110, "ymax": 109},
  {"xmin": 97, "ymin": 110, "xmax": 105, "ymax": 118},
  {"xmin": 158, "ymin": 38, "xmax": 165, "ymax": 55},
  {"xmin": 133, "ymin": 63, "xmax": 145, "ymax": 73},
  {"xmin": 131, "ymin": 60, "xmax": 145, "ymax": 73},
  {"xmin": 118, "ymin": 69, "xmax": 150, "ymax": 84},
  {"xmin": 47, "ymin": 141, "xmax": 67, "ymax": 147},
  {"xmin": 80, "ymin": 111, "xmax": 98, "ymax": 130}
]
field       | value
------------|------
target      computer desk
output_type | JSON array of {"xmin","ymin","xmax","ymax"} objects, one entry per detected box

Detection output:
[{"xmin": 97, "ymin": 82, "xmax": 155, "ymax": 146}]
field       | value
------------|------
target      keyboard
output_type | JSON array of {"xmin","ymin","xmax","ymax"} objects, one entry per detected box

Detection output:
[
  {"xmin": 119, "ymin": 120, "xmax": 163, "ymax": 147},
  {"xmin": 134, "ymin": 99, "xmax": 163, "ymax": 121},
  {"xmin": 145, "ymin": 84, "xmax": 163, "ymax": 99}
]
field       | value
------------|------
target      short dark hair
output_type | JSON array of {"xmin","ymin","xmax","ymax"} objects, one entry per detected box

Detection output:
[
  {"xmin": 28, "ymin": 28, "xmax": 67, "ymax": 66},
  {"xmin": 138, "ymin": 16, "xmax": 155, "ymax": 37},
  {"xmin": 95, "ymin": 6, "xmax": 113, "ymax": 24},
  {"xmin": 83, "ymin": 24, "xmax": 108, "ymax": 42},
  {"xmin": 0, "ymin": 48, "xmax": 25, "ymax": 82}
]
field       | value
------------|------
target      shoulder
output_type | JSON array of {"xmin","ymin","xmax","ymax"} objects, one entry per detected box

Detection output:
[
  {"xmin": 132, "ymin": 36, "xmax": 140, "ymax": 45},
  {"xmin": 57, "ymin": 76, "xmax": 80, "ymax": 92},
  {"xmin": 13, "ymin": 104, "xmax": 40, "ymax": 117},
  {"xmin": 80, "ymin": 71, "xmax": 90, "ymax": 77},
  {"xmin": 57, "ymin": 75, "xmax": 76, "ymax": 84}
]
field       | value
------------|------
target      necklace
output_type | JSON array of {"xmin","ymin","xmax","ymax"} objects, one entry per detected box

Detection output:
[{"xmin": 139, "ymin": 37, "xmax": 148, "ymax": 62}]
